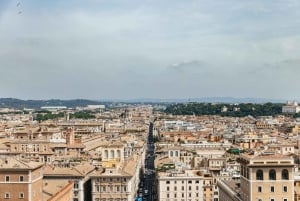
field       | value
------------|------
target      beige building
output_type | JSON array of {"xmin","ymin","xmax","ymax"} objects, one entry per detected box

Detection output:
[
  {"xmin": 157, "ymin": 170, "xmax": 204, "ymax": 201},
  {"xmin": 9, "ymin": 140, "xmax": 54, "ymax": 163},
  {"xmin": 217, "ymin": 179, "xmax": 241, "ymax": 201},
  {"xmin": 90, "ymin": 154, "xmax": 142, "ymax": 201},
  {"xmin": 268, "ymin": 143, "xmax": 295, "ymax": 155},
  {"xmin": 295, "ymin": 174, "xmax": 300, "ymax": 201},
  {"xmin": 203, "ymin": 172, "xmax": 219, "ymax": 201},
  {"xmin": 43, "ymin": 180, "xmax": 74, "ymax": 201},
  {"xmin": 239, "ymin": 153, "xmax": 294, "ymax": 201},
  {"xmin": 43, "ymin": 162, "xmax": 95, "ymax": 201},
  {"xmin": 0, "ymin": 157, "xmax": 44, "ymax": 201},
  {"xmin": 101, "ymin": 141, "xmax": 125, "ymax": 164}
]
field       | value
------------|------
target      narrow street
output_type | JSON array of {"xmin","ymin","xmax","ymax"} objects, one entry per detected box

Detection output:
[{"xmin": 136, "ymin": 121, "xmax": 156, "ymax": 201}]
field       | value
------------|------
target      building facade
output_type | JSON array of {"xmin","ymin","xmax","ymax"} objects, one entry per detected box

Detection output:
[
  {"xmin": 157, "ymin": 170, "xmax": 204, "ymax": 201},
  {"xmin": 239, "ymin": 153, "xmax": 294, "ymax": 201},
  {"xmin": 0, "ymin": 157, "xmax": 43, "ymax": 201}
]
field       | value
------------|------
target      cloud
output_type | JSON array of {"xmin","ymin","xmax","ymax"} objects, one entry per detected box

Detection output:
[
  {"xmin": 0, "ymin": 0, "xmax": 300, "ymax": 99},
  {"xmin": 281, "ymin": 58, "xmax": 300, "ymax": 66},
  {"xmin": 168, "ymin": 60, "xmax": 207, "ymax": 72}
]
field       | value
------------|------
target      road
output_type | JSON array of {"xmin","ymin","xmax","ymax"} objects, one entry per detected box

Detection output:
[{"xmin": 136, "ymin": 122, "xmax": 156, "ymax": 201}]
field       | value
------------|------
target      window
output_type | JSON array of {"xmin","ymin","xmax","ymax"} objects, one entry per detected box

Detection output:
[
  {"xmin": 102, "ymin": 186, "xmax": 106, "ymax": 192},
  {"xmin": 188, "ymin": 186, "xmax": 191, "ymax": 190},
  {"xmin": 166, "ymin": 181, "xmax": 170, "ymax": 184},
  {"xmin": 19, "ymin": 192, "xmax": 24, "ymax": 199},
  {"xmin": 5, "ymin": 193, "xmax": 10, "ymax": 199},
  {"xmin": 256, "ymin": 169, "xmax": 264, "ymax": 180},
  {"xmin": 270, "ymin": 186, "xmax": 275, "ymax": 192},
  {"xmin": 282, "ymin": 169, "xmax": 289, "ymax": 180},
  {"xmin": 110, "ymin": 150, "xmax": 114, "ymax": 158},
  {"xmin": 258, "ymin": 186, "xmax": 262, "ymax": 192},
  {"xmin": 19, "ymin": 176, "xmax": 24, "ymax": 182},
  {"xmin": 269, "ymin": 169, "xmax": 276, "ymax": 180},
  {"xmin": 182, "ymin": 186, "xmax": 184, "ymax": 190},
  {"xmin": 196, "ymin": 180, "xmax": 199, "ymax": 184},
  {"xmin": 283, "ymin": 186, "xmax": 288, "ymax": 192},
  {"xmin": 104, "ymin": 150, "xmax": 108, "ymax": 158},
  {"xmin": 283, "ymin": 199, "xmax": 288, "ymax": 201},
  {"xmin": 167, "ymin": 187, "xmax": 170, "ymax": 191},
  {"xmin": 5, "ymin": 176, "xmax": 10, "ymax": 182},
  {"xmin": 188, "ymin": 180, "xmax": 192, "ymax": 184},
  {"xmin": 270, "ymin": 199, "xmax": 274, "ymax": 201},
  {"xmin": 182, "ymin": 193, "xmax": 184, "ymax": 198},
  {"xmin": 174, "ymin": 186, "xmax": 177, "ymax": 191},
  {"xmin": 258, "ymin": 199, "xmax": 262, "ymax": 201}
]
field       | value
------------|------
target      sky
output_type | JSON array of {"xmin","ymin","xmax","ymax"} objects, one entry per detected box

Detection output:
[{"xmin": 0, "ymin": 0, "xmax": 300, "ymax": 100}]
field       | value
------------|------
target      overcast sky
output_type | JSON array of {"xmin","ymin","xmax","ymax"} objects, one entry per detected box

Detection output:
[{"xmin": 0, "ymin": 0, "xmax": 300, "ymax": 100}]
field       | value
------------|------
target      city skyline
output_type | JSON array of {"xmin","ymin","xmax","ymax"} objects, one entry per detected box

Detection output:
[{"xmin": 1, "ymin": 0, "xmax": 300, "ymax": 100}]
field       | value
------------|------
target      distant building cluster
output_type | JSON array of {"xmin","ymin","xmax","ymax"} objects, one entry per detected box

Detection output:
[{"xmin": 0, "ymin": 102, "xmax": 300, "ymax": 200}]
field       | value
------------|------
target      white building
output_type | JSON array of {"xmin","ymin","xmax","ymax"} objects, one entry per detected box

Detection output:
[
  {"xmin": 157, "ymin": 170, "xmax": 204, "ymax": 201},
  {"xmin": 40, "ymin": 106, "xmax": 67, "ymax": 111},
  {"xmin": 282, "ymin": 101, "xmax": 300, "ymax": 113},
  {"xmin": 87, "ymin": 105, "xmax": 106, "ymax": 110}
]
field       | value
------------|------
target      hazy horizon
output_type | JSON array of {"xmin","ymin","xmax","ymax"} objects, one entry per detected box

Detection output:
[
  {"xmin": 1, "ymin": 0, "xmax": 300, "ymax": 100},
  {"xmin": 0, "ymin": 96, "xmax": 289, "ymax": 103}
]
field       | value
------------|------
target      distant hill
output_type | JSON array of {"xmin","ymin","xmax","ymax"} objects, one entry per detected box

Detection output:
[
  {"xmin": 0, "ymin": 98, "xmax": 106, "ymax": 109},
  {"xmin": 0, "ymin": 97, "xmax": 288, "ymax": 110},
  {"xmin": 115, "ymin": 97, "xmax": 286, "ymax": 103}
]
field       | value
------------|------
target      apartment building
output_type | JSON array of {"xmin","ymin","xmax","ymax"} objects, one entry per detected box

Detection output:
[
  {"xmin": 43, "ymin": 162, "xmax": 95, "ymax": 201},
  {"xmin": 157, "ymin": 170, "xmax": 204, "ymax": 201},
  {"xmin": 239, "ymin": 152, "xmax": 294, "ymax": 201},
  {"xmin": 90, "ymin": 155, "xmax": 142, "ymax": 201},
  {"xmin": 43, "ymin": 180, "xmax": 74, "ymax": 201},
  {"xmin": 217, "ymin": 179, "xmax": 241, "ymax": 201},
  {"xmin": 9, "ymin": 140, "xmax": 54, "ymax": 163},
  {"xmin": 0, "ymin": 157, "xmax": 43, "ymax": 201},
  {"xmin": 202, "ymin": 172, "xmax": 219, "ymax": 201},
  {"xmin": 101, "ymin": 140, "xmax": 125, "ymax": 164},
  {"xmin": 268, "ymin": 143, "xmax": 295, "ymax": 155}
]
